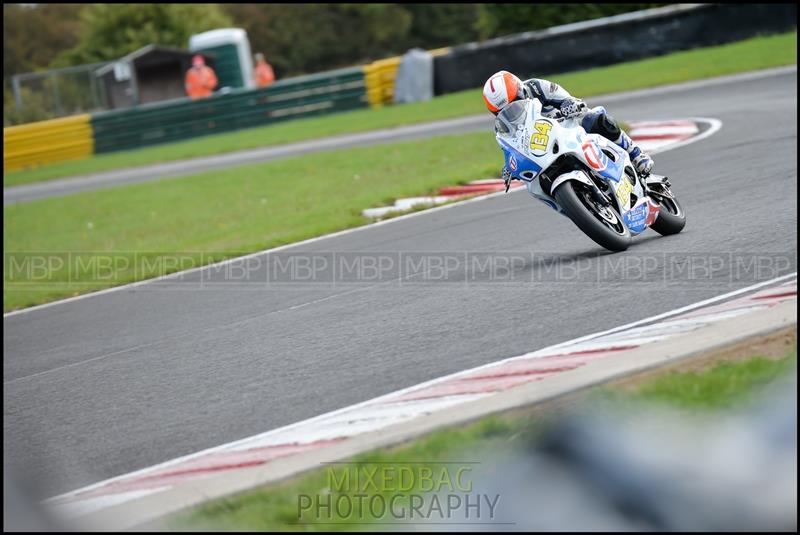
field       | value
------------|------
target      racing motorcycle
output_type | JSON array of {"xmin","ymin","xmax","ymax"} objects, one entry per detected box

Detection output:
[{"xmin": 496, "ymin": 98, "xmax": 685, "ymax": 251}]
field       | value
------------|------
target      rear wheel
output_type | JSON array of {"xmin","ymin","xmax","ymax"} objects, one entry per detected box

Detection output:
[
  {"xmin": 554, "ymin": 180, "xmax": 631, "ymax": 252},
  {"xmin": 648, "ymin": 183, "xmax": 686, "ymax": 236}
]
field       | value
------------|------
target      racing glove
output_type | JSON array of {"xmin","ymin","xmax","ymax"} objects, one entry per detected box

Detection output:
[{"xmin": 559, "ymin": 98, "xmax": 587, "ymax": 118}]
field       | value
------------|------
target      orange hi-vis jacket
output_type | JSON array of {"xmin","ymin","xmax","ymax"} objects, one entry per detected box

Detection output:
[
  {"xmin": 185, "ymin": 65, "xmax": 218, "ymax": 99},
  {"xmin": 254, "ymin": 60, "xmax": 275, "ymax": 88}
]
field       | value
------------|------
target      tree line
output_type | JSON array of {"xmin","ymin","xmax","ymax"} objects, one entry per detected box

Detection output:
[{"xmin": 4, "ymin": 3, "xmax": 659, "ymax": 124}]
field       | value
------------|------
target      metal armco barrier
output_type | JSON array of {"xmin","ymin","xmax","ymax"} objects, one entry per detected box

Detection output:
[
  {"xmin": 3, "ymin": 114, "xmax": 93, "ymax": 172},
  {"xmin": 433, "ymin": 3, "xmax": 798, "ymax": 95},
  {"xmin": 91, "ymin": 66, "xmax": 367, "ymax": 154},
  {"xmin": 4, "ymin": 66, "xmax": 368, "ymax": 167}
]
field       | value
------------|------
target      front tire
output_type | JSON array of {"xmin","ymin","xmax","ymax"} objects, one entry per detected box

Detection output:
[
  {"xmin": 554, "ymin": 180, "xmax": 631, "ymax": 252},
  {"xmin": 648, "ymin": 185, "xmax": 686, "ymax": 236}
]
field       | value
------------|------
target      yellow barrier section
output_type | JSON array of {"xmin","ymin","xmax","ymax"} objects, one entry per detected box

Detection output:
[
  {"xmin": 4, "ymin": 114, "xmax": 94, "ymax": 172},
  {"xmin": 364, "ymin": 56, "xmax": 402, "ymax": 108}
]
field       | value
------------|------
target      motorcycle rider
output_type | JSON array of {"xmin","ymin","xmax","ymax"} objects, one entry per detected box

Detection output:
[{"xmin": 482, "ymin": 70, "xmax": 654, "ymax": 182}]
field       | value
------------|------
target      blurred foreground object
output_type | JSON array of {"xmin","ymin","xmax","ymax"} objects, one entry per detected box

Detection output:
[
  {"xmin": 430, "ymin": 370, "xmax": 797, "ymax": 531},
  {"xmin": 3, "ymin": 466, "xmax": 66, "ymax": 532}
]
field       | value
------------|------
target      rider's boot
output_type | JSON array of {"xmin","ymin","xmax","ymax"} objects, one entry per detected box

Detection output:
[{"xmin": 614, "ymin": 130, "xmax": 654, "ymax": 177}]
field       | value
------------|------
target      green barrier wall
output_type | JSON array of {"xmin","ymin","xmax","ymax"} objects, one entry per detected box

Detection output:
[{"xmin": 90, "ymin": 66, "xmax": 367, "ymax": 154}]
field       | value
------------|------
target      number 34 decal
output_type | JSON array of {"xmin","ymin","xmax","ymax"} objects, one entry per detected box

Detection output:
[{"xmin": 529, "ymin": 120, "xmax": 552, "ymax": 152}]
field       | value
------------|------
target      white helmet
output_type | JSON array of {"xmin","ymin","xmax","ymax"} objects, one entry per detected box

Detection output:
[{"xmin": 483, "ymin": 70, "xmax": 524, "ymax": 114}]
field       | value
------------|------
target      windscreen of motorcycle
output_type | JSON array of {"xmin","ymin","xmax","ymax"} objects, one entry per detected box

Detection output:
[{"xmin": 495, "ymin": 100, "xmax": 528, "ymax": 135}]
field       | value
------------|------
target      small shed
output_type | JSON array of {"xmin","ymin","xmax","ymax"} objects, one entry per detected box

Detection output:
[{"xmin": 94, "ymin": 44, "xmax": 215, "ymax": 109}]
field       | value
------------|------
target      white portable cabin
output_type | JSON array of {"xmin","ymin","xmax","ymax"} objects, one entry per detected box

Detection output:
[{"xmin": 188, "ymin": 28, "xmax": 255, "ymax": 90}]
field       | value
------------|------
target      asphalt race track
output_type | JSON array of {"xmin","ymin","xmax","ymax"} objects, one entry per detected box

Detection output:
[{"xmin": 3, "ymin": 69, "xmax": 797, "ymax": 498}]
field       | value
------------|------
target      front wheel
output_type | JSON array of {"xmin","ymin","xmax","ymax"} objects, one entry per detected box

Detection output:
[
  {"xmin": 648, "ymin": 183, "xmax": 686, "ymax": 236},
  {"xmin": 554, "ymin": 180, "xmax": 631, "ymax": 252}
]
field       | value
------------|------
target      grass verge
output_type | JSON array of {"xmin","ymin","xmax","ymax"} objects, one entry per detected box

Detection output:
[
  {"xmin": 3, "ymin": 132, "xmax": 499, "ymax": 311},
  {"xmin": 5, "ymin": 31, "xmax": 796, "ymax": 187},
  {"xmin": 166, "ymin": 344, "xmax": 797, "ymax": 531}
]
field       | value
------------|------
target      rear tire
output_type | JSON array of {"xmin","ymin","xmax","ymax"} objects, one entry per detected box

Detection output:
[
  {"xmin": 554, "ymin": 180, "xmax": 631, "ymax": 252},
  {"xmin": 649, "ymin": 187, "xmax": 686, "ymax": 236}
]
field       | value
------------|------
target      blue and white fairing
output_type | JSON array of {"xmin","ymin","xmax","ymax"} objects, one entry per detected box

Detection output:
[{"xmin": 494, "ymin": 98, "xmax": 659, "ymax": 235}]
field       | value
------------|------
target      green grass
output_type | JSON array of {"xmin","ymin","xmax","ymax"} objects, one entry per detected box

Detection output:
[
  {"xmin": 167, "ymin": 348, "xmax": 796, "ymax": 531},
  {"xmin": 3, "ymin": 132, "xmax": 499, "ymax": 311},
  {"xmin": 5, "ymin": 31, "xmax": 796, "ymax": 187},
  {"xmin": 597, "ymin": 350, "xmax": 798, "ymax": 410}
]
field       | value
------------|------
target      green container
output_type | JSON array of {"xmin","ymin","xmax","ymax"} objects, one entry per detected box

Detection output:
[{"xmin": 197, "ymin": 44, "xmax": 244, "ymax": 89}]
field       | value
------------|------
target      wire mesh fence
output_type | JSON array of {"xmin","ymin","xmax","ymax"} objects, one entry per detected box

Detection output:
[{"xmin": 7, "ymin": 63, "xmax": 117, "ymax": 126}]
